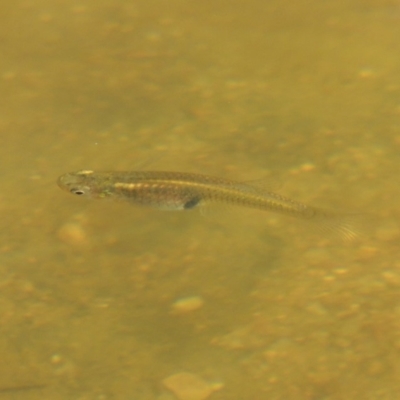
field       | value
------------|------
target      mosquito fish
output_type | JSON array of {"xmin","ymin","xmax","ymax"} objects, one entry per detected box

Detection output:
[{"xmin": 57, "ymin": 170, "xmax": 360, "ymax": 240}]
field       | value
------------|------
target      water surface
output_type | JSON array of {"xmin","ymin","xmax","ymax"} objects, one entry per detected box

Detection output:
[{"xmin": 1, "ymin": 0, "xmax": 400, "ymax": 399}]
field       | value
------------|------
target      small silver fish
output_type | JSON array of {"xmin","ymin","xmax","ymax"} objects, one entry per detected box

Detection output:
[{"xmin": 57, "ymin": 170, "xmax": 361, "ymax": 240}]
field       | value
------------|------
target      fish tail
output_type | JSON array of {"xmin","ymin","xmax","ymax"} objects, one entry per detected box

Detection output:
[{"xmin": 305, "ymin": 207, "xmax": 372, "ymax": 242}]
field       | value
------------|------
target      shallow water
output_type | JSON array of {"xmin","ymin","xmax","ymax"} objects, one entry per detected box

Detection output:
[{"xmin": 1, "ymin": 0, "xmax": 400, "ymax": 399}]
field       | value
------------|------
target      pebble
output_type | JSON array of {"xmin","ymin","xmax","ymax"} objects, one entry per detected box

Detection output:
[
  {"xmin": 162, "ymin": 372, "xmax": 223, "ymax": 400},
  {"xmin": 382, "ymin": 271, "xmax": 400, "ymax": 286},
  {"xmin": 171, "ymin": 296, "xmax": 204, "ymax": 314},
  {"xmin": 57, "ymin": 222, "xmax": 88, "ymax": 246}
]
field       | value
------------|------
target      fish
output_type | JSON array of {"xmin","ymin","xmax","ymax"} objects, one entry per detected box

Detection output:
[{"xmin": 57, "ymin": 170, "xmax": 362, "ymax": 240}]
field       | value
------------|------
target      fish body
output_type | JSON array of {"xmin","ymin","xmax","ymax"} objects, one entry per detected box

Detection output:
[
  {"xmin": 58, "ymin": 170, "xmax": 314, "ymax": 215},
  {"xmin": 57, "ymin": 170, "xmax": 360, "ymax": 239}
]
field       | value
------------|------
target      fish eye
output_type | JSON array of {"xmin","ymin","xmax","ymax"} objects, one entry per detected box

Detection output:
[{"xmin": 71, "ymin": 188, "xmax": 85, "ymax": 195}]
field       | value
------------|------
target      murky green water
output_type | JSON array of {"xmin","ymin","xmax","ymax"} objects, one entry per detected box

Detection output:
[{"xmin": 1, "ymin": 1, "xmax": 400, "ymax": 399}]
